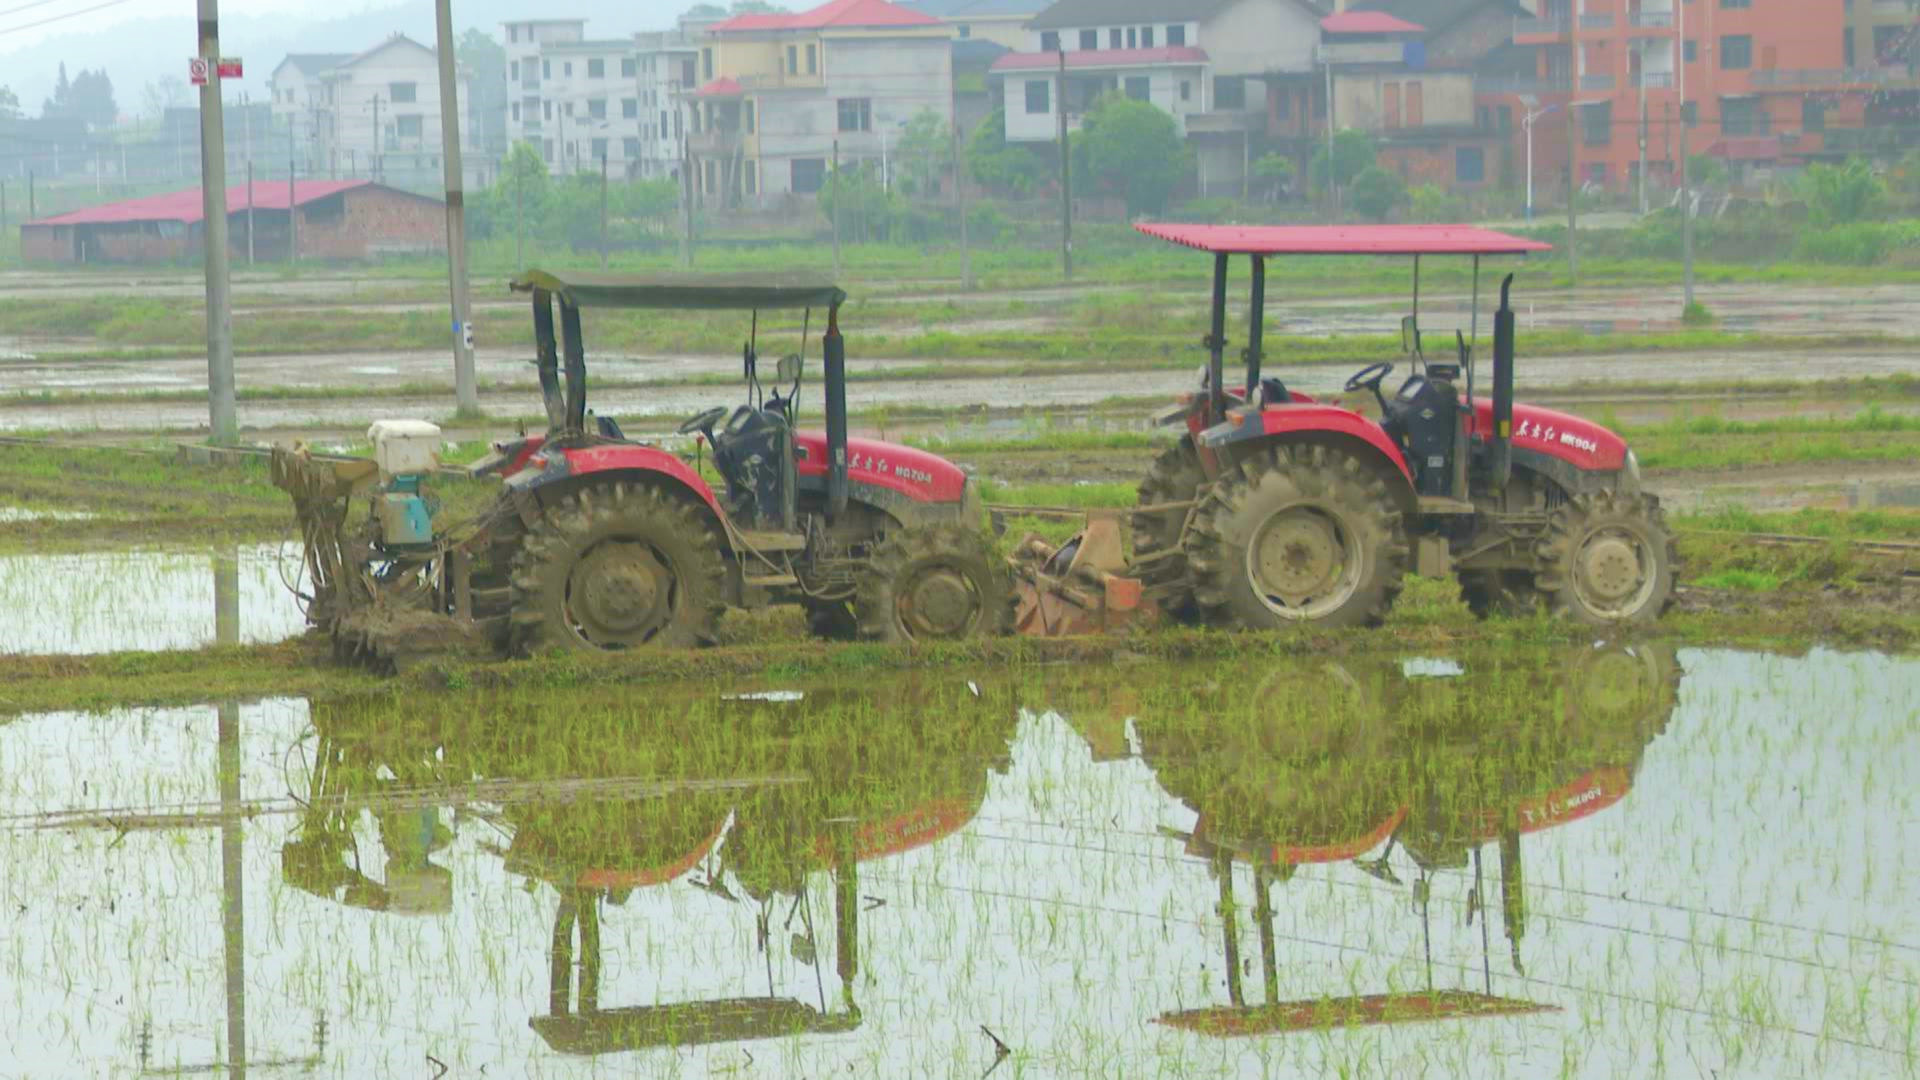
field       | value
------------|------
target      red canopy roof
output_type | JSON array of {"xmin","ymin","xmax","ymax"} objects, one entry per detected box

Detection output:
[
  {"xmin": 991, "ymin": 45, "xmax": 1209, "ymax": 72},
  {"xmin": 29, "ymin": 180, "xmax": 374, "ymax": 227},
  {"xmin": 1135, "ymin": 223, "xmax": 1552, "ymax": 256},
  {"xmin": 711, "ymin": 0, "xmax": 940, "ymax": 32},
  {"xmin": 1319, "ymin": 10, "xmax": 1424, "ymax": 34},
  {"xmin": 695, "ymin": 76, "xmax": 745, "ymax": 96}
]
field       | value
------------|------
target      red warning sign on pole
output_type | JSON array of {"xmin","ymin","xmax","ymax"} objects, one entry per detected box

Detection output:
[
  {"xmin": 188, "ymin": 57, "xmax": 209, "ymax": 85},
  {"xmin": 217, "ymin": 57, "xmax": 243, "ymax": 78}
]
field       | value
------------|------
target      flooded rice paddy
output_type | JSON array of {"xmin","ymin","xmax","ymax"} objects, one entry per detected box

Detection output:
[
  {"xmin": 0, "ymin": 645, "xmax": 1913, "ymax": 1077},
  {"xmin": 0, "ymin": 544, "xmax": 306, "ymax": 654}
]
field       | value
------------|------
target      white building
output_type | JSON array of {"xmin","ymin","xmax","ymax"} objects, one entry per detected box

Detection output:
[{"xmin": 269, "ymin": 36, "xmax": 477, "ymax": 191}]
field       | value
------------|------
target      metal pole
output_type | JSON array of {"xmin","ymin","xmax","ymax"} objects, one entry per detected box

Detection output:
[
  {"xmin": 1056, "ymin": 49, "xmax": 1071, "ymax": 281},
  {"xmin": 1679, "ymin": 0, "xmax": 1694, "ymax": 309},
  {"xmin": 830, "ymin": 139, "xmax": 841, "ymax": 278},
  {"xmin": 1325, "ymin": 57, "xmax": 1337, "ymax": 215},
  {"xmin": 371, "ymin": 94, "xmax": 381, "ymax": 182},
  {"xmin": 245, "ymin": 158, "xmax": 254, "ymax": 266},
  {"xmin": 288, "ymin": 117, "xmax": 297, "ymax": 264},
  {"xmin": 515, "ymin": 166, "xmax": 524, "ymax": 271},
  {"xmin": 433, "ymin": 0, "xmax": 478, "ymax": 416},
  {"xmin": 1566, "ymin": 13, "xmax": 1579, "ymax": 287},
  {"xmin": 600, "ymin": 151, "xmax": 609, "ymax": 270},
  {"xmin": 680, "ymin": 135, "xmax": 695, "ymax": 267},
  {"xmin": 1637, "ymin": 63, "xmax": 1648, "ymax": 216},
  {"xmin": 954, "ymin": 124, "xmax": 971, "ymax": 290},
  {"xmin": 1525, "ymin": 114, "xmax": 1534, "ymax": 221},
  {"xmin": 198, "ymin": 0, "xmax": 236, "ymax": 444}
]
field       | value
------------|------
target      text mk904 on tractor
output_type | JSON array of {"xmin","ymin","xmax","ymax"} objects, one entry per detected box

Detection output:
[
  {"xmin": 273, "ymin": 271, "xmax": 1008, "ymax": 665},
  {"xmin": 1013, "ymin": 224, "xmax": 1675, "ymax": 633}
]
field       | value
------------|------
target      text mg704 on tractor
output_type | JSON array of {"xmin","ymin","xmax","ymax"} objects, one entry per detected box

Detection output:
[
  {"xmin": 274, "ymin": 271, "xmax": 1008, "ymax": 664},
  {"xmin": 1017, "ymin": 224, "xmax": 1675, "ymax": 632}
]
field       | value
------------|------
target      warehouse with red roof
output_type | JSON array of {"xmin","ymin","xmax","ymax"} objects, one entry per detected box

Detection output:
[{"xmin": 21, "ymin": 180, "xmax": 445, "ymax": 265}]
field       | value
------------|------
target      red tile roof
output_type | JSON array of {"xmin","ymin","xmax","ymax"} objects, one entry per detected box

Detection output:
[
  {"xmin": 990, "ymin": 45, "xmax": 1209, "ymax": 72},
  {"xmin": 27, "ymin": 180, "xmax": 378, "ymax": 227},
  {"xmin": 1134, "ymin": 223, "xmax": 1552, "ymax": 256},
  {"xmin": 695, "ymin": 76, "xmax": 745, "ymax": 96},
  {"xmin": 1319, "ymin": 11, "xmax": 1424, "ymax": 33},
  {"xmin": 711, "ymin": 0, "xmax": 941, "ymax": 32}
]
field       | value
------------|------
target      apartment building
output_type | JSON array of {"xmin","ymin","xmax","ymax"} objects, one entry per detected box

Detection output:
[
  {"xmin": 686, "ymin": 0, "xmax": 956, "ymax": 205},
  {"xmin": 502, "ymin": 20, "xmax": 641, "ymax": 176},
  {"xmin": 900, "ymin": 0, "xmax": 1050, "ymax": 49},
  {"xmin": 990, "ymin": 0, "xmax": 1325, "ymax": 195},
  {"xmin": 268, "ymin": 36, "xmax": 477, "ymax": 191}
]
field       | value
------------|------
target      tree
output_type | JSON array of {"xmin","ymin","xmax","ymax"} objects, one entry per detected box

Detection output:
[
  {"xmin": 0, "ymin": 85, "xmax": 19, "ymax": 122},
  {"xmin": 69, "ymin": 69, "xmax": 116, "ymax": 130},
  {"xmin": 459, "ymin": 29, "xmax": 509, "ymax": 155},
  {"xmin": 1252, "ymin": 153, "xmax": 1295, "ymax": 202},
  {"xmin": 1685, "ymin": 153, "xmax": 1727, "ymax": 190},
  {"xmin": 683, "ymin": 2, "xmax": 726, "ymax": 16},
  {"xmin": 141, "ymin": 78, "xmax": 185, "ymax": 122},
  {"xmin": 966, "ymin": 107, "xmax": 1046, "ymax": 197},
  {"xmin": 893, "ymin": 108, "xmax": 951, "ymax": 196},
  {"xmin": 1800, "ymin": 157, "xmax": 1885, "ymax": 227},
  {"xmin": 1309, "ymin": 129, "xmax": 1377, "ymax": 194},
  {"xmin": 1349, "ymin": 165, "xmax": 1405, "ymax": 221},
  {"xmin": 728, "ymin": 0, "xmax": 786, "ymax": 11},
  {"xmin": 1075, "ymin": 93, "xmax": 1185, "ymax": 215},
  {"xmin": 503, "ymin": 140, "xmax": 550, "ymax": 199}
]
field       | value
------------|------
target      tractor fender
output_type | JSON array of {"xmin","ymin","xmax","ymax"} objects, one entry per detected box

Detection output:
[
  {"xmin": 1200, "ymin": 405, "xmax": 1416, "ymax": 512},
  {"xmin": 509, "ymin": 443, "xmax": 725, "ymax": 521}
]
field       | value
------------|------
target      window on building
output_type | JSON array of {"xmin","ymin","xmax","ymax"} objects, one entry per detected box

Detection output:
[
  {"xmin": 1845, "ymin": 28, "xmax": 1855, "ymax": 67},
  {"xmin": 1802, "ymin": 97, "xmax": 1826, "ymax": 131},
  {"xmin": 1126, "ymin": 27, "xmax": 1137, "ymax": 47},
  {"xmin": 1681, "ymin": 100, "xmax": 1697, "ymax": 126},
  {"xmin": 623, "ymin": 97, "xmax": 638, "ymax": 118},
  {"xmin": 565, "ymin": 102, "xmax": 575, "ymax": 116},
  {"xmin": 543, "ymin": 138, "xmax": 554, "ymax": 161},
  {"xmin": 674, "ymin": 110, "xmax": 683, "ymax": 137},
  {"xmin": 1025, "ymin": 78, "xmax": 1051, "ymax": 114},
  {"xmin": 1167, "ymin": 24, "xmax": 1185, "ymax": 46},
  {"xmin": 624, "ymin": 136, "xmax": 640, "ymax": 157},
  {"xmin": 509, "ymin": 25, "xmax": 518, "ymax": 43},
  {"xmin": 1719, "ymin": 0, "xmax": 1750, "ymax": 7},
  {"xmin": 1722, "ymin": 96, "xmax": 1766, "ymax": 135},
  {"xmin": 807, "ymin": 44, "xmax": 817, "ymax": 73},
  {"xmin": 1080, "ymin": 29, "xmax": 1097, "ymax": 49},
  {"xmin": 390, "ymin": 82, "xmax": 417, "ymax": 104},
  {"xmin": 793, "ymin": 157, "xmax": 826, "ymax": 193},
  {"xmin": 1273, "ymin": 89, "xmax": 1289, "ymax": 118},
  {"xmin": 543, "ymin": 100, "xmax": 552, "ymax": 120},
  {"xmin": 745, "ymin": 100, "xmax": 756, "ymax": 132},
  {"xmin": 543, "ymin": 60, "xmax": 551, "ymax": 79},
  {"xmin": 564, "ymin": 62, "xmax": 573, "ymax": 77},
  {"xmin": 957, "ymin": 24, "xmax": 970, "ymax": 38},
  {"xmin": 1875, "ymin": 25, "xmax": 1904, "ymax": 63},
  {"xmin": 588, "ymin": 58, "xmax": 605, "ymax": 78},
  {"xmin": 1110, "ymin": 28, "xmax": 1123, "ymax": 47},
  {"xmin": 622, "ymin": 57, "xmax": 636, "ymax": 77},
  {"xmin": 702, "ymin": 47, "xmax": 713, "ymax": 80},
  {"xmin": 1125, "ymin": 76, "xmax": 1149, "ymax": 101},
  {"xmin": 838, "ymin": 97, "xmax": 871, "ymax": 131},
  {"xmin": 1581, "ymin": 100, "xmax": 1611, "ymax": 144},
  {"xmin": 1179, "ymin": 80, "xmax": 1191, "ymax": 102},
  {"xmin": 589, "ymin": 137, "xmax": 606, "ymax": 160},
  {"xmin": 510, "ymin": 60, "xmax": 519, "ymax": 81},
  {"xmin": 787, "ymin": 45, "xmax": 799, "ymax": 73},
  {"xmin": 661, "ymin": 109, "xmax": 669, "ymax": 135},
  {"xmin": 1456, "ymin": 146, "xmax": 1485, "ymax": 183},
  {"xmin": 704, "ymin": 159, "xmax": 716, "ymax": 192},
  {"xmin": 1040, "ymin": 30, "xmax": 1059, "ymax": 51},
  {"xmin": 1498, "ymin": 103, "xmax": 1512, "ymax": 130},
  {"xmin": 1585, "ymin": 161, "xmax": 1607, "ymax": 185},
  {"xmin": 587, "ymin": 98, "xmax": 605, "ymax": 119},
  {"xmin": 512, "ymin": 102, "xmax": 521, "ymax": 122},
  {"xmin": 1720, "ymin": 34, "xmax": 1752, "ymax": 69},
  {"xmin": 1214, "ymin": 76, "xmax": 1245, "ymax": 110},
  {"xmin": 1142, "ymin": 27, "xmax": 1154, "ymax": 47}
]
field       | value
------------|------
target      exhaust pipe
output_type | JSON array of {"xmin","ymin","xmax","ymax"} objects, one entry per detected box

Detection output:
[
  {"xmin": 1491, "ymin": 274, "xmax": 1516, "ymax": 491},
  {"xmin": 824, "ymin": 303, "xmax": 848, "ymax": 520}
]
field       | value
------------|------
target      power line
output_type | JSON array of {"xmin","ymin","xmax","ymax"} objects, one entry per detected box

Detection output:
[
  {"xmin": 0, "ymin": 0, "xmax": 138, "ymax": 38},
  {"xmin": 0, "ymin": 0, "xmax": 80, "ymax": 21}
]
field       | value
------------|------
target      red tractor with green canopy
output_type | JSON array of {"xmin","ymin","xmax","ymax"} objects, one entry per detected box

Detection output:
[{"xmin": 1109, "ymin": 223, "xmax": 1676, "ymax": 628}]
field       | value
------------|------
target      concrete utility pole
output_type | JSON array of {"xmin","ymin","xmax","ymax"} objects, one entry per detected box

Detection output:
[
  {"xmin": 245, "ymin": 158, "xmax": 254, "ymax": 266},
  {"xmin": 600, "ymin": 152, "xmax": 609, "ymax": 270},
  {"xmin": 288, "ymin": 117, "xmax": 298, "ymax": 263},
  {"xmin": 1678, "ymin": 0, "xmax": 1694, "ymax": 310},
  {"xmin": 1324, "ymin": 56, "xmax": 1338, "ymax": 215},
  {"xmin": 1056, "ymin": 49, "xmax": 1071, "ymax": 281},
  {"xmin": 954, "ymin": 123, "xmax": 971, "ymax": 291},
  {"xmin": 514, "ymin": 167, "xmax": 524, "ymax": 270},
  {"xmin": 369, "ymin": 93, "xmax": 384, "ymax": 182},
  {"xmin": 198, "ymin": 0, "xmax": 236, "ymax": 444},
  {"xmin": 1566, "ymin": 15, "xmax": 1579, "ymax": 287},
  {"xmin": 830, "ymin": 138, "xmax": 841, "ymax": 279},
  {"xmin": 433, "ymin": 0, "xmax": 478, "ymax": 416},
  {"xmin": 680, "ymin": 135, "xmax": 695, "ymax": 267}
]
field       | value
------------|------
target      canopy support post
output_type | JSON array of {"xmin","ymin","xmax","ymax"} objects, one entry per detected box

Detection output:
[
  {"xmin": 532, "ymin": 288, "xmax": 564, "ymax": 433},
  {"xmin": 1207, "ymin": 252, "xmax": 1229, "ymax": 423},
  {"xmin": 1467, "ymin": 254, "xmax": 1481, "ymax": 403},
  {"xmin": 823, "ymin": 301, "xmax": 848, "ymax": 520},
  {"xmin": 560, "ymin": 299, "xmax": 587, "ymax": 434},
  {"xmin": 1244, "ymin": 255, "xmax": 1266, "ymax": 402}
]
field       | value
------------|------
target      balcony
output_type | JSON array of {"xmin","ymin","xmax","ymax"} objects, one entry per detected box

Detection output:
[
  {"xmin": 1639, "ymin": 71, "xmax": 1675, "ymax": 88},
  {"xmin": 1477, "ymin": 73, "xmax": 1573, "ymax": 95},
  {"xmin": 1750, "ymin": 67, "xmax": 1920, "ymax": 88},
  {"xmin": 1186, "ymin": 110, "xmax": 1262, "ymax": 135},
  {"xmin": 1579, "ymin": 13, "xmax": 1614, "ymax": 30},
  {"xmin": 1513, "ymin": 15, "xmax": 1568, "ymax": 40},
  {"xmin": 1628, "ymin": 10, "xmax": 1674, "ymax": 29},
  {"xmin": 1581, "ymin": 73, "xmax": 1616, "ymax": 91},
  {"xmin": 687, "ymin": 128, "xmax": 742, "ymax": 157}
]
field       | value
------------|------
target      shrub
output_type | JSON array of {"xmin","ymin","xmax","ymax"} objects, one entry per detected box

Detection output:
[
  {"xmin": 1407, "ymin": 183, "xmax": 1467, "ymax": 223},
  {"xmin": 1680, "ymin": 300, "xmax": 1715, "ymax": 325},
  {"xmin": 1793, "ymin": 223, "xmax": 1896, "ymax": 265},
  {"xmin": 965, "ymin": 201, "xmax": 1010, "ymax": 244},
  {"xmin": 1349, "ymin": 166, "xmax": 1405, "ymax": 222}
]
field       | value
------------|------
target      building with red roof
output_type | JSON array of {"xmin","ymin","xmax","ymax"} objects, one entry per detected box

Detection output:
[{"xmin": 21, "ymin": 180, "xmax": 446, "ymax": 264}]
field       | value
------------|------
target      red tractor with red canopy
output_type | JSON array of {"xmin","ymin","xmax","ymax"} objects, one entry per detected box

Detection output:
[{"xmin": 1123, "ymin": 223, "xmax": 1674, "ymax": 628}]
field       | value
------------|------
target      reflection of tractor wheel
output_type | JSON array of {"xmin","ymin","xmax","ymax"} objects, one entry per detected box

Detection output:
[
  {"xmin": 1132, "ymin": 439, "xmax": 1205, "ymax": 619},
  {"xmin": 856, "ymin": 524, "xmax": 1011, "ymax": 643},
  {"xmin": 509, "ymin": 483, "xmax": 726, "ymax": 654},
  {"xmin": 1565, "ymin": 642, "xmax": 1681, "ymax": 737},
  {"xmin": 1458, "ymin": 570, "xmax": 1543, "ymax": 620},
  {"xmin": 1186, "ymin": 445, "xmax": 1407, "ymax": 629},
  {"xmin": 1535, "ymin": 491, "xmax": 1676, "ymax": 625},
  {"xmin": 804, "ymin": 599, "xmax": 859, "ymax": 641}
]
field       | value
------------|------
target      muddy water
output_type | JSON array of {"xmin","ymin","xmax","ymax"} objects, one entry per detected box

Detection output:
[
  {"xmin": 1, "ymin": 645, "xmax": 1913, "ymax": 1077},
  {"xmin": 0, "ymin": 544, "xmax": 307, "ymax": 654}
]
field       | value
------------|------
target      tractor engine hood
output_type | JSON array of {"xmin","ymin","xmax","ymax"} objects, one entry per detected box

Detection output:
[
  {"xmin": 1471, "ymin": 399, "xmax": 1627, "ymax": 473},
  {"xmin": 792, "ymin": 431, "xmax": 969, "ymax": 504}
]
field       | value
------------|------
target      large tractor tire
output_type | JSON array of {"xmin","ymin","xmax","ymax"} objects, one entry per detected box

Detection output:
[
  {"xmin": 1458, "ymin": 569, "xmax": 1544, "ymax": 620},
  {"xmin": 1131, "ymin": 439, "xmax": 1206, "ymax": 620},
  {"xmin": 1185, "ymin": 444, "xmax": 1408, "ymax": 630},
  {"xmin": 855, "ymin": 524, "xmax": 1011, "ymax": 643},
  {"xmin": 1534, "ymin": 490, "xmax": 1676, "ymax": 625},
  {"xmin": 508, "ymin": 482, "xmax": 727, "ymax": 654}
]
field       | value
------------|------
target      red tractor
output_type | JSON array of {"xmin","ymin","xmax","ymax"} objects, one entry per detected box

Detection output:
[
  {"xmin": 1121, "ymin": 224, "xmax": 1675, "ymax": 628},
  {"xmin": 276, "ymin": 271, "xmax": 1007, "ymax": 662}
]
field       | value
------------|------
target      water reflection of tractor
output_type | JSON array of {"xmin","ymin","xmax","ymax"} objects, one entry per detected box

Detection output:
[
  {"xmin": 281, "ymin": 679, "xmax": 1015, "ymax": 1055},
  {"xmin": 1087, "ymin": 644, "xmax": 1679, "ymax": 1034}
]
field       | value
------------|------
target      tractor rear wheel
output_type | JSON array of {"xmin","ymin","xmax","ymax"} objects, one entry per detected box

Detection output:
[
  {"xmin": 509, "ymin": 482, "xmax": 726, "ymax": 654},
  {"xmin": 856, "ymin": 524, "xmax": 1011, "ymax": 643},
  {"xmin": 1185, "ymin": 445, "xmax": 1407, "ymax": 630},
  {"xmin": 1131, "ymin": 439, "xmax": 1205, "ymax": 619},
  {"xmin": 1458, "ymin": 569, "xmax": 1543, "ymax": 620},
  {"xmin": 1534, "ymin": 491, "xmax": 1676, "ymax": 625}
]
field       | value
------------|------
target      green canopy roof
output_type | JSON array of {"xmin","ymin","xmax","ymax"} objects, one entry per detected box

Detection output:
[{"xmin": 510, "ymin": 269, "xmax": 847, "ymax": 310}]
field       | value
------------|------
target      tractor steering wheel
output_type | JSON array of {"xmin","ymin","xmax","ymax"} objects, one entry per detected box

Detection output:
[
  {"xmin": 677, "ymin": 405, "xmax": 730, "ymax": 437},
  {"xmin": 1345, "ymin": 362, "xmax": 1396, "ymax": 412}
]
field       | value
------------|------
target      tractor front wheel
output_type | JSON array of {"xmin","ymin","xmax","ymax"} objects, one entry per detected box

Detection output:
[
  {"xmin": 509, "ymin": 483, "xmax": 726, "ymax": 654},
  {"xmin": 856, "ymin": 524, "xmax": 1010, "ymax": 643},
  {"xmin": 1131, "ymin": 439, "xmax": 1206, "ymax": 620},
  {"xmin": 1185, "ymin": 445, "xmax": 1408, "ymax": 630},
  {"xmin": 1534, "ymin": 491, "xmax": 1676, "ymax": 625}
]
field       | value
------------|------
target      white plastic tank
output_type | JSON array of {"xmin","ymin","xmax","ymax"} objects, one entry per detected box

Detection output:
[{"xmin": 368, "ymin": 419, "xmax": 443, "ymax": 478}]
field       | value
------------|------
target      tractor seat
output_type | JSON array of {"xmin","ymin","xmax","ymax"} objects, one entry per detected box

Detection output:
[
  {"xmin": 1250, "ymin": 376, "xmax": 1290, "ymax": 409},
  {"xmin": 592, "ymin": 413, "xmax": 626, "ymax": 441}
]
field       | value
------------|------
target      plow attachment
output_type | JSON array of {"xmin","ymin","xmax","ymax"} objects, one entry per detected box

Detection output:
[{"xmin": 1004, "ymin": 510, "xmax": 1165, "ymax": 636}]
